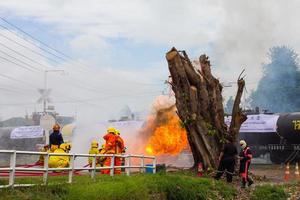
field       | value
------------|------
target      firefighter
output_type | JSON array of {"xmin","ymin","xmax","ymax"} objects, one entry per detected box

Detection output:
[
  {"xmin": 239, "ymin": 140, "xmax": 254, "ymax": 188},
  {"xmin": 48, "ymin": 143, "xmax": 71, "ymax": 168},
  {"xmin": 115, "ymin": 129, "xmax": 126, "ymax": 174},
  {"xmin": 214, "ymin": 138, "xmax": 238, "ymax": 182},
  {"xmin": 98, "ymin": 144, "xmax": 106, "ymax": 166},
  {"xmin": 88, "ymin": 140, "xmax": 99, "ymax": 167},
  {"xmin": 49, "ymin": 124, "xmax": 64, "ymax": 152},
  {"xmin": 101, "ymin": 127, "xmax": 118, "ymax": 174}
]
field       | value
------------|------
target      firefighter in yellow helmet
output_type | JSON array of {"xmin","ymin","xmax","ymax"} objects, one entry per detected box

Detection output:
[
  {"xmin": 88, "ymin": 140, "xmax": 100, "ymax": 167},
  {"xmin": 48, "ymin": 143, "xmax": 71, "ymax": 168},
  {"xmin": 101, "ymin": 127, "xmax": 117, "ymax": 174},
  {"xmin": 98, "ymin": 144, "xmax": 106, "ymax": 166}
]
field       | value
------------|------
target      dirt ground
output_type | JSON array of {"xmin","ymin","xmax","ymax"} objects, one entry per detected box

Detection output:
[{"xmin": 238, "ymin": 164, "xmax": 300, "ymax": 200}]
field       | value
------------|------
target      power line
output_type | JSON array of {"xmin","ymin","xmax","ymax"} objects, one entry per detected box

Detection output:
[
  {"xmin": 0, "ymin": 23, "xmax": 70, "ymax": 63},
  {"xmin": 0, "ymin": 55, "xmax": 37, "ymax": 72},
  {"xmin": 0, "ymin": 18, "xmax": 164, "ymax": 87},
  {"xmin": 0, "ymin": 21, "xmax": 92, "ymax": 74},
  {"xmin": 0, "ymin": 49, "xmax": 42, "ymax": 72},
  {"xmin": 0, "ymin": 18, "xmax": 164, "ymax": 98},
  {"xmin": 0, "ymin": 32, "xmax": 61, "ymax": 65},
  {"xmin": 0, "ymin": 72, "xmax": 37, "ymax": 88},
  {"xmin": 0, "ymin": 42, "xmax": 49, "ymax": 69},
  {"xmin": 0, "ymin": 17, "xmax": 76, "ymax": 63},
  {"xmin": 0, "ymin": 91, "xmax": 161, "ymax": 107}
]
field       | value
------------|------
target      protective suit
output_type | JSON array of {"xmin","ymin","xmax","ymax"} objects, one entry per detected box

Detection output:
[
  {"xmin": 48, "ymin": 143, "xmax": 71, "ymax": 168},
  {"xmin": 115, "ymin": 130, "xmax": 125, "ymax": 174},
  {"xmin": 36, "ymin": 145, "xmax": 50, "ymax": 165},
  {"xmin": 98, "ymin": 144, "xmax": 106, "ymax": 166},
  {"xmin": 214, "ymin": 141, "xmax": 237, "ymax": 183},
  {"xmin": 101, "ymin": 127, "xmax": 117, "ymax": 174},
  {"xmin": 88, "ymin": 140, "xmax": 100, "ymax": 167},
  {"xmin": 239, "ymin": 140, "xmax": 254, "ymax": 188}
]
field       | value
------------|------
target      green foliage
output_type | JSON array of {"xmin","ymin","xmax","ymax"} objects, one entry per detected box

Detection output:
[
  {"xmin": 250, "ymin": 46, "xmax": 300, "ymax": 112},
  {"xmin": 0, "ymin": 174, "xmax": 236, "ymax": 200},
  {"xmin": 205, "ymin": 122, "xmax": 217, "ymax": 136},
  {"xmin": 251, "ymin": 185, "xmax": 287, "ymax": 200}
]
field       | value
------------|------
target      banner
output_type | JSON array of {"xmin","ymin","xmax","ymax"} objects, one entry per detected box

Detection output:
[
  {"xmin": 10, "ymin": 126, "xmax": 44, "ymax": 139},
  {"xmin": 225, "ymin": 114, "xmax": 280, "ymax": 133}
]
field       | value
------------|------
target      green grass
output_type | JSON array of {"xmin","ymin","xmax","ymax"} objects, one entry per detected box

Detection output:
[
  {"xmin": 0, "ymin": 173, "xmax": 236, "ymax": 200},
  {"xmin": 251, "ymin": 184, "xmax": 288, "ymax": 200}
]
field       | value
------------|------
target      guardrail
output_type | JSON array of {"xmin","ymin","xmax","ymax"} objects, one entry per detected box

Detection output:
[{"xmin": 0, "ymin": 150, "xmax": 156, "ymax": 188}]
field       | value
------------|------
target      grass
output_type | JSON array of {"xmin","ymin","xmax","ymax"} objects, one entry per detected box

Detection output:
[
  {"xmin": 0, "ymin": 173, "xmax": 236, "ymax": 200},
  {"xmin": 250, "ymin": 184, "xmax": 288, "ymax": 200}
]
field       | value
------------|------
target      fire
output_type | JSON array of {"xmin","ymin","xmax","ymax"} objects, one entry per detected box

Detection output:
[{"xmin": 145, "ymin": 112, "xmax": 188, "ymax": 155}]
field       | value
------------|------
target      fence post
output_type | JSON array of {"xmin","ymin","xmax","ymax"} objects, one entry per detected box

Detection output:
[
  {"xmin": 110, "ymin": 155, "xmax": 115, "ymax": 176},
  {"xmin": 9, "ymin": 150, "xmax": 16, "ymax": 187},
  {"xmin": 91, "ymin": 155, "xmax": 96, "ymax": 179},
  {"xmin": 126, "ymin": 154, "xmax": 131, "ymax": 176},
  {"xmin": 153, "ymin": 157, "xmax": 156, "ymax": 174},
  {"xmin": 43, "ymin": 153, "xmax": 49, "ymax": 185},
  {"xmin": 140, "ymin": 155, "xmax": 145, "ymax": 173},
  {"xmin": 68, "ymin": 154, "xmax": 75, "ymax": 184}
]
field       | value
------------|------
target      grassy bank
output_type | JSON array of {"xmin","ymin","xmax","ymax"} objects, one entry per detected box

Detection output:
[
  {"xmin": 0, "ymin": 173, "xmax": 236, "ymax": 200},
  {"xmin": 1, "ymin": 173, "xmax": 297, "ymax": 199},
  {"xmin": 250, "ymin": 184, "xmax": 287, "ymax": 200}
]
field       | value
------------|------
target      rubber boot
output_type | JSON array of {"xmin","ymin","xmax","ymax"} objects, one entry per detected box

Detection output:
[
  {"xmin": 248, "ymin": 178, "xmax": 254, "ymax": 187},
  {"xmin": 241, "ymin": 179, "xmax": 246, "ymax": 188}
]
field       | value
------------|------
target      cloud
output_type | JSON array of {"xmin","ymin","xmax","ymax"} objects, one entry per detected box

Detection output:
[
  {"xmin": 0, "ymin": 29, "xmax": 164, "ymax": 120},
  {"xmin": 1, "ymin": 0, "xmax": 300, "ymax": 119}
]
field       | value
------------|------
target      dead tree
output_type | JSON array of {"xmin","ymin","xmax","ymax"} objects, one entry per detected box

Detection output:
[{"xmin": 166, "ymin": 47, "xmax": 247, "ymax": 169}]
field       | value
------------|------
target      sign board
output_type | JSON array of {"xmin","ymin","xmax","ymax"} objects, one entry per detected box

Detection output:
[
  {"xmin": 11, "ymin": 126, "xmax": 44, "ymax": 139},
  {"xmin": 40, "ymin": 114, "xmax": 55, "ymax": 131},
  {"xmin": 225, "ymin": 114, "xmax": 280, "ymax": 133}
]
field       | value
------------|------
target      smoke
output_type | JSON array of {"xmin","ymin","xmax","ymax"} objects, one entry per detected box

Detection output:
[
  {"xmin": 209, "ymin": 0, "xmax": 300, "ymax": 101},
  {"xmin": 249, "ymin": 46, "xmax": 300, "ymax": 113}
]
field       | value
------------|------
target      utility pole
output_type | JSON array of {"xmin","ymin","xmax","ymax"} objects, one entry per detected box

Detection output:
[{"xmin": 39, "ymin": 69, "xmax": 65, "ymax": 114}]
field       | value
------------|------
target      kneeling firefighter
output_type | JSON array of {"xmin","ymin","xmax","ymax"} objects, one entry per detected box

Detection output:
[{"xmin": 48, "ymin": 143, "xmax": 71, "ymax": 168}]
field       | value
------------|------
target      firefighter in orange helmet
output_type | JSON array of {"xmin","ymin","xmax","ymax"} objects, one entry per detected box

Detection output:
[
  {"xmin": 49, "ymin": 124, "xmax": 64, "ymax": 152},
  {"xmin": 101, "ymin": 127, "xmax": 118, "ymax": 174}
]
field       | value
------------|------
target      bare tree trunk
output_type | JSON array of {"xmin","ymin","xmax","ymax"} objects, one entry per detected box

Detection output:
[{"xmin": 166, "ymin": 47, "xmax": 246, "ymax": 169}]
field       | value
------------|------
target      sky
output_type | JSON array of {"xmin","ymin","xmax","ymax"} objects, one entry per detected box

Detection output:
[{"xmin": 0, "ymin": 0, "xmax": 300, "ymax": 121}]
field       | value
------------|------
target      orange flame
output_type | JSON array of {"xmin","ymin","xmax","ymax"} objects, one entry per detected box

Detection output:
[{"xmin": 145, "ymin": 112, "xmax": 188, "ymax": 155}]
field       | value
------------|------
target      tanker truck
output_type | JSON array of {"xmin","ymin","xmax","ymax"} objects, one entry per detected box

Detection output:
[{"xmin": 237, "ymin": 112, "xmax": 300, "ymax": 164}]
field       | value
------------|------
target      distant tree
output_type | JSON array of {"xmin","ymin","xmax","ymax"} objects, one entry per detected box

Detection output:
[
  {"xmin": 225, "ymin": 96, "xmax": 234, "ymax": 114},
  {"xmin": 250, "ymin": 46, "xmax": 300, "ymax": 113}
]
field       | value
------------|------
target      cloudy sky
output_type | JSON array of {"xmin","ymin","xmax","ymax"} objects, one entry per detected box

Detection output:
[{"xmin": 0, "ymin": 0, "xmax": 299, "ymax": 121}]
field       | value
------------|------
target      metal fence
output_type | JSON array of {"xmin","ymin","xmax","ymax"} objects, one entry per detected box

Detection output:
[{"xmin": 0, "ymin": 150, "xmax": 156, "ymax": 188}]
